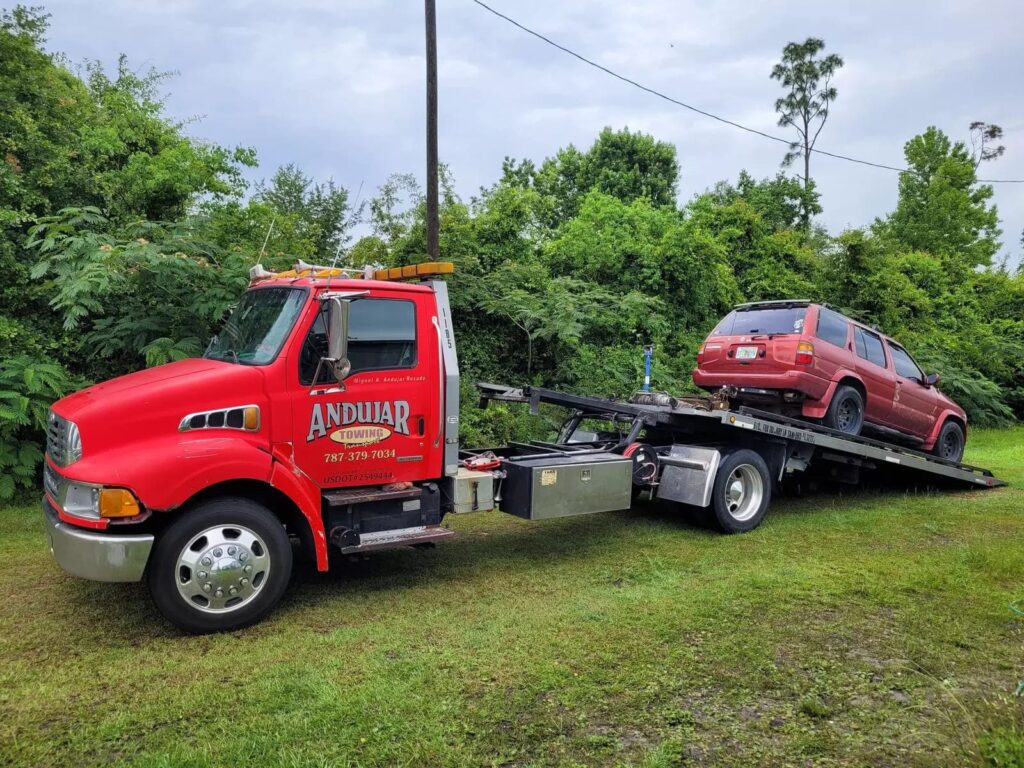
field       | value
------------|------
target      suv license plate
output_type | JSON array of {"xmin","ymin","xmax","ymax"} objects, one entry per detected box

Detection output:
[{"xmin": 736, "ymin": 346, "xmax": 758, "ymax": 360}]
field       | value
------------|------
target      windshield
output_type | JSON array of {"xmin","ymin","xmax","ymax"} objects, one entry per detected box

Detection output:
[
  {"xmin": 712, "ymin": 307, "xmax": 807, "ymax": 336},
  {"xmin": 205, "ymin": 287, "xmax": 307, "ymax": 365}
]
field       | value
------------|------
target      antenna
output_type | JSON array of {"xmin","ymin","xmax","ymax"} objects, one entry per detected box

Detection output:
[
  {"xmin": 325, "ymin": 180, "xmax": 365, "ymax": 291},
  {"xmin": 257, "ymin": 216, "xmax": 276, "ymax": 261}
]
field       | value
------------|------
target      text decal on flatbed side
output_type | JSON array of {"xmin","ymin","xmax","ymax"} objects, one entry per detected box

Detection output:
[{"xmin": 734, "ymin": 418, "xmax": 817, "ymax": 445}]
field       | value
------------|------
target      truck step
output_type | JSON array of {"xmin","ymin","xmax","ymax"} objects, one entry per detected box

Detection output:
[
  {"xmin": 338, "ymin": 525, "xmax": 454, "ymax": 554},
  {"xmin": 323, "ymin": 486, "xmax": 422, "ymax": 508}
]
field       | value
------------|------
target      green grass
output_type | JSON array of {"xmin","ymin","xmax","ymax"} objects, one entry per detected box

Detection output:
[{"xmin": 2, "ymin": 428, "xmax": 1023, "ymax": 767}]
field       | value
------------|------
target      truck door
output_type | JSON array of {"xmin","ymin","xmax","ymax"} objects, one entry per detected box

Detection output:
[
  {"xmin": 852, "ymin": 326, "xmax": 896, "ymax": 427},
  {"xmin": 289, "ymin": 290, "xmax": 442, "ymax": 489}
]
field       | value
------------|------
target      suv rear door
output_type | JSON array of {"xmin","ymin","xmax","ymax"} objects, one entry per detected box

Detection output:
[
  {"xmin": 813, "ymin": 307, "xmax": 853, "ymax": 384},
  {"xmin": 886, "ymin": 341, "xmax": 937, "ymax": 438},
  {"xmin": 852, "ymin": 326, "xmax": 897, "ymax": 427}
]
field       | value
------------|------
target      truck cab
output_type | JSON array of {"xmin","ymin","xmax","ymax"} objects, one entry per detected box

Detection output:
[{"xmin": 43, "ymin": 261, "xmax": 462, "ymax": 633}]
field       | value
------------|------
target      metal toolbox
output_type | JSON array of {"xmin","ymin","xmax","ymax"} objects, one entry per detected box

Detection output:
[
  {"xmin": 451, "ymin": 467, "xmax": 495, "ymax": 513},
  {"xmin": 499, "ymin": 453, "xmax": 632, "ymax": 520}
]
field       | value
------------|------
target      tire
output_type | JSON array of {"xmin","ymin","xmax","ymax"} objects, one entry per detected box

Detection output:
[
  {"xmin": 147, "ymin": 497, "xmax": 293, "ymax": 634},
  {"xmin": 822, "ymin": 385, "xmax": 865, "ymax": 436},
  {"xmin": 711, "ymin": 449, "xmax": 772, "ymax": 533},
  {"xmin": 932, "ymin": 420, "xmax": 965, "ymax": 463}
]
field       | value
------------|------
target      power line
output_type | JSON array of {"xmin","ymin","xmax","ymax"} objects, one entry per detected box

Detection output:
[{"xmin": 471, "ymin": 0, "xmax": 1024, "ymax": 184}]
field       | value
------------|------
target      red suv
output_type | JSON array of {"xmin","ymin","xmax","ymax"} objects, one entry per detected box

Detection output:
[{"xmin": 692, "ymin": 301, "xmax": 967, "ymax": 461}]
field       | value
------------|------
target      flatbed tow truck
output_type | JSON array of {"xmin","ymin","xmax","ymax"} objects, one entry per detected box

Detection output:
[{"xmin": 41, "ymin": 261, "xmax": 1005, "ymax": 633}]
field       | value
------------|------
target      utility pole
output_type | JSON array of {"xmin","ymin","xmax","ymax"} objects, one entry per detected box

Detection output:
[{"xmin": 425, "ymin": 0, "xmax": 440, "ymax": 261}]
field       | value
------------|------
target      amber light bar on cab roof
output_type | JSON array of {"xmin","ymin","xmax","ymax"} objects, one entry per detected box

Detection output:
[{"xmin": 249, "ymin": 260, "xmax": 454, "ymax": 285}]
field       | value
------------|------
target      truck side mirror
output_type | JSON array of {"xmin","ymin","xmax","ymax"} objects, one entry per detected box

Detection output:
[
  {"xmin": 326, "ymin": 296, "xmax": 352, "ymax": 384},
  {"xmin": 924, "ymin": 372, "xmax": 940, "ymax": 387}
]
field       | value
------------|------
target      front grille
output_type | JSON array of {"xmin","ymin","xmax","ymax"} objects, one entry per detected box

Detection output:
[
  {"xmin": 47, "ymin": 411, "xmax": 69, "ymax": 467},
  {"xmin": 43, "ymin": 461, "xmax": 59, "ymax": 498}
]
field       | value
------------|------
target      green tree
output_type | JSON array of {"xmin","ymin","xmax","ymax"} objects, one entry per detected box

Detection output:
[
  {"xmin": 254, "ymin": 164, "xmax": 351, "ymax": 258},
  {"xmin": 771, "ymin": 38, "xmax": 843, "ymax": 228},
  {"xmin": 687, "ymin": 183, "xmax": 818, "ymax": 302},
  {"xmin": 507, "ymin": 127, "xmax": 679, "ymax": 227},
  {"xmin": 968, "ymin": 121, "xmax": 1005, "ymax": 168},
  {"xmin": 877, "ymin": 127, "xmax": 1001, "ymax": 270},
  {"xmin": 0, "ymin": 7, "xmax": 258, "ymax": 494},
  {"xmin": 709, "ymin": 171, "xmax": 822, "ymax": 234}
]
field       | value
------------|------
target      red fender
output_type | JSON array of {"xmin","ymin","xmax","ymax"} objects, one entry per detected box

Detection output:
[
  {"xmin": 922, "ymin": 409, "xmax": 967, "ymax": 452},
  {"xmin": 269, "ymin": 442, "xmax": 329, "ymax": 571},
  {"xmin": 802, "ymin": 371, "xmax": 865, "ymax": 420},
  {"xmin": 60, "ymin": 435, "xmax": 274, "ymax": 511}
]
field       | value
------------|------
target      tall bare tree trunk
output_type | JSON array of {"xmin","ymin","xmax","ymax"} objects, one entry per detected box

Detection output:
[{"xmin": 801, "ymin": 115, "xmax": 811, "ymax": 230}]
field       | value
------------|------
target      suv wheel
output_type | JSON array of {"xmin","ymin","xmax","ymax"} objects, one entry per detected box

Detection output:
[
  {"xmin": 823, "ymin": 385, "xmax": 864, "ymax": 436},
  {"xmin": 933, "ymin": 421, "xmax": 965, "ymax": 463},
  {"xmin": 147, "ymin": 497, "xmax": 293, "ymax": 634}
]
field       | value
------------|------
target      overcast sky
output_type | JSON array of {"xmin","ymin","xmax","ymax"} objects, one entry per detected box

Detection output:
[{"xmin": 41, "ymin": 0, "xmax": 1024, "ymax": 263}]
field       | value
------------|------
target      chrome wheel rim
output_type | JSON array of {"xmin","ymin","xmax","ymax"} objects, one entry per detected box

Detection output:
[
  {"xmin": 175, "ymin": 525, "xmax": 270, "ymax": 614},
  {"xmin": 724, "ymin": 464, "xmax": 764, "ymax": 522}
]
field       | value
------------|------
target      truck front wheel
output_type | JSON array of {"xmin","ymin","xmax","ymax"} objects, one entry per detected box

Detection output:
[
  {"xmin": 147, "ymin": 497, "xmax": 293, "ymax": 634},
  {"xmin": 711, "ymin": 450, "xmax": 771, "ymax": 533}
]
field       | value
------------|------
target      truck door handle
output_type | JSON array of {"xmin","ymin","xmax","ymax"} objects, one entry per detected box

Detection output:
[{"xmin": 418, "ymin": 416, "xmax": 425, "ymax": 436}]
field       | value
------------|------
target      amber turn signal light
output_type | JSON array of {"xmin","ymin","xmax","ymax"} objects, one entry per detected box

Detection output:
[
  {"xmin": 98, "ymin": 488, "xmax": 141, "ymax": 518},
  {"xmin": 243, "ymin": 405, "xmax": 260, "ymax": 431}
]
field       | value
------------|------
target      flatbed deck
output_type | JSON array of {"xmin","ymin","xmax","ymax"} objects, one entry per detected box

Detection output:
[{"xmin": 477, "ymin": 384, "xmax": 1004, "ymax": 489}]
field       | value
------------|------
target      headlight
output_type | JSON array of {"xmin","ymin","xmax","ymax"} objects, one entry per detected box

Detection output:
[
  {"xmin": 47, "ymin": 411, "xmax": 83, "ymax": 467},
  {"xmin": 66, "ymin": 421, "xmax": 83, "ymax": 464},
  {"xmin": 51, "ymin": 478, "xmax": 141, "ymax": 521},
  {"xmin": 63, "ymin": 481, "xmax": 100, "ymax": 519}
]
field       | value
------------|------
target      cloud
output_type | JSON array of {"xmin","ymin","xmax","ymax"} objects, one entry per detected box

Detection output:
[{"xmin": 39, "ymin": 0, "xmax": 1024, "ymax": 260}]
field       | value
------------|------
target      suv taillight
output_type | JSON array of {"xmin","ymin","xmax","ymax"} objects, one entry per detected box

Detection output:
[
  {"xmin": 696, "ymin": 343, "xmax": 706, "ymax": 365},
  {"xmin": 796, "ymin": 341, "xmax": 814, "ymax": 365}
]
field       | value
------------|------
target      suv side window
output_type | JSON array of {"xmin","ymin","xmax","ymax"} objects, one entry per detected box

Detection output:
[
  {"xmin": 299, "ymin": 298, "xmax": 417, "ymax": 385},
  {"xmin": 815, "ymin": 308, "xmax": 850, "ymax": 348},
  {"xmin": 889, "ymin": 343, "xmax": 923, "ymax": 381},
  {"xmin": 854, "ymin": 327, "xmax": 887, "ymax": 368}
]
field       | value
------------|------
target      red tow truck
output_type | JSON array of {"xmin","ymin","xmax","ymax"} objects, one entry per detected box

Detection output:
[{"xmin": 42, "ymin": 261, "xmax": 1004, "ymax": 633}]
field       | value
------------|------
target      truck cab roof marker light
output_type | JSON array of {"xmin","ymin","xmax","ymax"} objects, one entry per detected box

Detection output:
[{"xmin": 249, "ymin": 261, "xmax": 454, "ymax": 286}]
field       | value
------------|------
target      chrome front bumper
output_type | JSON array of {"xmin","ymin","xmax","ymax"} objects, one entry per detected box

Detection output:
[{"xmin": 42, "ymin": 499, "xmax": 153, "ymax": 582}]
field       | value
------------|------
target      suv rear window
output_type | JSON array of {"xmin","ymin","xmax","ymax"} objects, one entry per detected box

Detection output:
[
  {"xmin": 712, "ymin": 307, "xmax": 807, "ymax": 336},
  {"xmin": 854, "ymin": 327, "xmax": 887, "ymax": 368},
  {"xmin": 816, "ymin": 308, "xmax": 849, "ymax": 348}
]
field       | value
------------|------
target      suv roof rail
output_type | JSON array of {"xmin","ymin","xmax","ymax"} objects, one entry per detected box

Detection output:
[{"xmin": 734, "ymin": 299, "xmax": 813, "ymax": 311}]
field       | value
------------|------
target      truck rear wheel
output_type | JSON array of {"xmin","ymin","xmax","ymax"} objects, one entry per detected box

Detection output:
[
  {"xmin": 147, "ymin": 497, "xmax": 292, "ymax": 634},
  {"xmin": 711, "ymin": 450, "xmax": 771, "ymax": 533}
]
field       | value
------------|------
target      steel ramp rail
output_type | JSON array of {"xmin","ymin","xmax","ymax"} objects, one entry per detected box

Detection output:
[{"xmin": 514, "ymin": 386, "xmax": 1005, "ymax": 489}]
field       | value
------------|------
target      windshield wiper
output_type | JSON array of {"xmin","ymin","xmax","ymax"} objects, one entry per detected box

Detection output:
[{"xmin": 206, "ymin": 347, "xmax": 239, "ymax": 363}]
